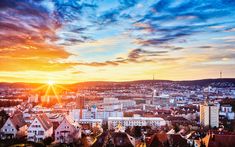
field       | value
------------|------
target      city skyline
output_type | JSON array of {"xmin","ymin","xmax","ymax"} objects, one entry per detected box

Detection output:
[{"xmin": 1, "ymin": 0, "xmax": 235, "ymax": 84}]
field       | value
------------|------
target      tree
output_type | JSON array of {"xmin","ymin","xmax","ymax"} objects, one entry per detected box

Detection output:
[
  {"xmin": 43, "ymin": 137, "xmax": 53, "ymax": 145},
  {"xmin": 92, "ymin": 123, "xmax": 103, "ymax": 137},
  {"xmin": 0, "ymin": 110, "xmax": 9, "ymax": 127},
  {"xmin": 200, "ymin": 140, "xmax": 206, "ymax": 147},
  {"xmin": 131, "ymin": 126, "xmax": 142, "ymax": 138}
]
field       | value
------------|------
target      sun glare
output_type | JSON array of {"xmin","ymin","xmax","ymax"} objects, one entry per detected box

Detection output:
[{"xmin": 47, "ymin": 80, "xmax": 55, "ymax": 85}]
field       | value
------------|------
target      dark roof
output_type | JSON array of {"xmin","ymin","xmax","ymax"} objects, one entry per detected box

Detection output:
[
  {"xmin": 202, "ymin": 134, "xmax": 235, "ymax": 147},
  {"xmin": 92, "ymin": 131, "xmax": 134, "ymax": 147},
  {"xmin": 164, "ymin": 116, "xmax": 189, "ymax": 122},
  {"xmin": 148, "ymin": 132, "xmax": 168, "ymax": 147},
  {"xmin": 10, "ymin": 112, "xmax": 26, "ymax": 129},
  {"xmin": 168, "ymin": 134, "xmax": 189, "ymax": 147}
]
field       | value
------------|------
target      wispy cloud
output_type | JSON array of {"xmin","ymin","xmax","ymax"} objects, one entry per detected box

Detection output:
[{"xmin": 0, "ymin": 0, "xmax": 235, "ymax": 82}]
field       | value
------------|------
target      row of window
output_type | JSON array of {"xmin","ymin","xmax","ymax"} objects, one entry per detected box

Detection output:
[
  {"xmin": 56, "ymin": 131, "xmax": 71, "ymax": 134},
  {"xmin": 28, "ymin": 137, "xmax": 43, "ymax": 141},
  {"xmin": 110, "ymin": 120, "xmax": 161, "ymax": 123},
  {"xmin": 4, "ymin": 128, "xmax": 14, "ymax": 132},
  {"xmin": 31, "ymin": 125, "xmax": 41, "ymax": 128},
  {"xmin": 28, "ymin": 130, "xmax": 44, "ymax": 135}
]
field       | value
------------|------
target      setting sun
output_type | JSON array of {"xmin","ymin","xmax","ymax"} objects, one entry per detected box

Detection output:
[{"xmin": 47, "ymin": 80, "xmax": 55, "ymax": 85}]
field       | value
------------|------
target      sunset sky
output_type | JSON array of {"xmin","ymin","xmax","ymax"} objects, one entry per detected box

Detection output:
[{"xmin": 0, "ymin": 0, "xmax": 235, "ymax": 84}]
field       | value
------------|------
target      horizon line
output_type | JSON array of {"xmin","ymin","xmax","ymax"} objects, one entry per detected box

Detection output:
[{"xmin": 0, "ymin": 77, "xmax": 234, "ymax": 85}]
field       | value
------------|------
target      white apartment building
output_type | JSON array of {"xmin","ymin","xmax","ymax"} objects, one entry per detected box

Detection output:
[
  {"xmin": 78, "ymin": 119, "xmax": 103, "ymax": 128},
  {"xmin": 219, "ymin": 105, "xmax": 234, "ymax": 120},
  {"xmin": 28, "ymin": 94, "xmax": 39, "ymax": 103},
  {"xmin": 69, "ymin": 108, "xmax": 123, "ymax": 121},
  {"xmin": 97, "ymin": 98, "xmax": 136, "ymax": 111},
  {"xmin": 152, "ymin": 93, "xmax": 170, "ymax": 108},
  {"xmin": 96, "ymin": 111, "xmax": 123, "ymax": 120},
  {"xmin": 108, "ymin": 116, "xmax": 166, "ymax": 129},
  {"xmin": 31, "ymin": 105, "xmax": 51, "ymax": 114},
  {"xmin": 200, "ymin": 98, "xmax": 219, "ymax": 128}
]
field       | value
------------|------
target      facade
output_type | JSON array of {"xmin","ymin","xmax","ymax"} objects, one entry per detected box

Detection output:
[
  {"xmin": 1, "ymin": 112, "xmax": 27, "ymax": 139},
  {"xmin": 78, "ymin": 119, "xmax": 103, "ymax": 128},
  {"xmin": 55, "ymin": 115, "xmax": 81, "ymax": 143},
  {"xmin": 69, "ymin": 108, "xmax": 123, "ymax": 120},
  {"xmin": 200, "ymin": 98, "xmax": 219, "ymax": 128},
  {"xmin": 28, "ymin": 94, "xmax": 39, "ymax": 103},
  {"xmin": 27, "ymin": 114, "xmax": 53, "ymax": 142},
  {"xmin": 108, "ymin": 116, "xmax": 166, "ymax": 129},
  {"xmin": 152, "ymin": 93, "xmax": 170, "ymax": 108},
  {"xmin": 96, "ymin": 98, "xmax": 136, "ymax": 111},
  {"xmin": 219, "ymin": 105, "xmax": 234, "ymax": 120}
]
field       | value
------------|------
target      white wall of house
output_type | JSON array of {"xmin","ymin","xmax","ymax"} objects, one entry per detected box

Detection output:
[
  {"xmin": 55, "ymin": 118, "xmax": 81, "ymax": 143},
  {"xmin": 27, "ymin": 117, "xmax": 53, "ymax": 142},
  {"xmin": 0, "ymin": 119, "xmax": 17, "ymax": 138}
]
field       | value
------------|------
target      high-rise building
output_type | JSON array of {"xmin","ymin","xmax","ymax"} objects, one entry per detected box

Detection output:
[
  {"xmin": 76, "ymin": 95, "xmax": 85, "ymax": 119},
  {"xmin": 28, "ymin": 94, "xmax": 39, "ymax": 103},
  {"xmin": 200, "ymin": 97, "xmax": 219, "ymax": 128},
  {"xmin": 152, "ymin": 93, "xmax": 170, "ymax": 108}
]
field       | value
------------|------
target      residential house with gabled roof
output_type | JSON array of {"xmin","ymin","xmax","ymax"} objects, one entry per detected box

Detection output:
[
  {"xmin": 55, "ymin": 115, "xmax": 81, "ymax": 143},
  {"xmin": 92, "ymin": 131, "xmax": 135, "ymax": 147},
  {"xmin": 27, "ymin": 113, "xmax": 53, "ymax": 142},
  {"xmin": 0, "ymin": 112, "xmax": 27, "ymax": 139}
]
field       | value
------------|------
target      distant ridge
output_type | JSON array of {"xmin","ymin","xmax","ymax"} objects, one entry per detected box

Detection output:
[
  {"xmin": 0, "ymin": 78, "xmax": 234, "ymax": 88},
  {"xmin": 175, "ymin": 78, "xmax": 235, "ymax": 86}
]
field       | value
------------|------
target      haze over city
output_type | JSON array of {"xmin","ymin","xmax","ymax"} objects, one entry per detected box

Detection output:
[{"xmin": 1, "ymin": 0, "xmax": 235, "ymax": 84}]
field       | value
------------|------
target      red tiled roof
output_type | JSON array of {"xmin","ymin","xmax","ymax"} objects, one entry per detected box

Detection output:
[
  {"xmin": 148, "ymin": 132, "xmax": 168, "ymax": 147},
  {"xmin": 10, "ymin": 112, "xmax": 26, "ymax": 129},
  {"xmin": 36, "ymin": 114, "xmax": 53, "ymax": 131},
  {"xmin": 202, "ymin": 134, "xmax": 235, "ymax": 147}
]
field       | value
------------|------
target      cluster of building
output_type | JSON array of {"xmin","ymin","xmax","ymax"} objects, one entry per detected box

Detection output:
[
  {"xmin": 0, "ymin": 81, "xmax": 235, "ymax": 146},
  {"xmin": 0, "ymin": 112, "xmax": 82, "ymax": 143}
]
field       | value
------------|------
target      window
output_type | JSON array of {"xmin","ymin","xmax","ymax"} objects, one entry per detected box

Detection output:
[
  {"xmin": 12, "ymin": 129, "xmax": 14, "ymax": 131},
  {"xmin": 38, "ymin": 131, "xmax": 44, "ymax": 135},
  {"xmin": 5, "ymin": 129, "xmax": 7, "ymax": 132},
  {"xmin": 7, "ymin": 124, "xmax": 10, "ymax": 126}
]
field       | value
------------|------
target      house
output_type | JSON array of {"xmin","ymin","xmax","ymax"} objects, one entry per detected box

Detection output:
[
  {"xmin": 1, "ymin": 112, "xmax": 27, "ymax": 139},
  {"xmin": 92, "ymin": 131, "xmax": 135, "ymax": 147},
  {"xmin": 27, "ymin": 114, "xmax": 53, "ymax": 142},
  {"xmin": 147, "ymin": 131, "xmax": 169, "ymax": 147},
  {"xmin": 55, "ymin": 115, "xmax": 81, "ymax": 143},
  {"xmin": 197, "ymin": 132, "xmax": 235, "ymax": 147}
]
